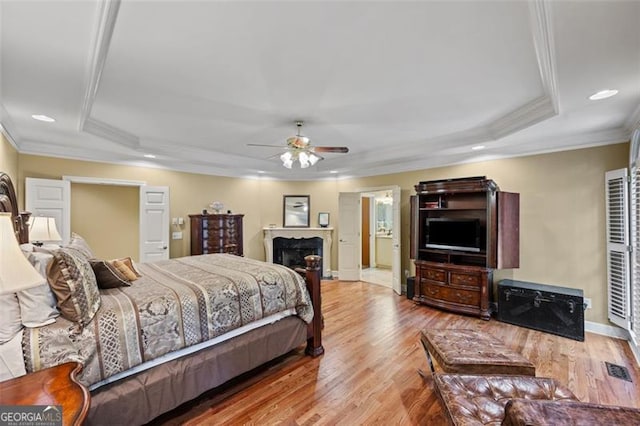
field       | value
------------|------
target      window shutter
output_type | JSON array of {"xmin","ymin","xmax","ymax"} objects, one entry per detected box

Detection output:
[{"xmin": 605, "ymin": 168, "xmax": 631, "ymax": 329}]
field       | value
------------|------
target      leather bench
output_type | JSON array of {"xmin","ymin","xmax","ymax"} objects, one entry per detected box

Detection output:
[
  {"xmin": 502, "ymin": 399, "xmax": 640, "ymax": 425},
  {"xmin": 433, "ymin": 373, "xmax": 579, "ymax": 425},
  {"xmin": 420, "ymin": 329, "xmax": 536, "ymax": 376}
]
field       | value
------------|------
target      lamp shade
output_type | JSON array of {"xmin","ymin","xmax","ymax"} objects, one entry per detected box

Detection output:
[
  {"xmin": 29, "ymin": 216, "xmax": 62, "ymax": 243},
  {"xmin": 0, "ymin": 213, "xmax": 44, "ymax": 294}
]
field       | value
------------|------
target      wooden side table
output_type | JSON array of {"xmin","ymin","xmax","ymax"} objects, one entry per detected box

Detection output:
[{"xmin": 0, "ymin": 362, "xmax": 90, "ymax": 426}]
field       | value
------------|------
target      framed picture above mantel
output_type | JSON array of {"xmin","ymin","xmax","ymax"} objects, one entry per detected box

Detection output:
[{"xmin": 283, "ymin": 195, "xmax": 310, "ymax": 227}]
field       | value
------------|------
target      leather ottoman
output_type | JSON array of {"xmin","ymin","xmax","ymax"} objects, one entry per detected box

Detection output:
[
  {"xmin": 434, "ymin": 373, "xmax": 579, "ymax": 426},
  {"xmin": 502, "ymin": 399, "xmax": 640, "ymax": 425},
  {"xmin": 421, "ymin": 329, "xmax": 536, "ymax": 376}
]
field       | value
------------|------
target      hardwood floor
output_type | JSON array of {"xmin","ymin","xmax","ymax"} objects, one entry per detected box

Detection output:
[{"xmin": 151, "ymin": 280, "xmax": 640, "ymax": 425}]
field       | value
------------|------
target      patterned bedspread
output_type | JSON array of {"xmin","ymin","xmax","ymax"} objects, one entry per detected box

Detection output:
[{"xmin": 22, "ymin": 254, "xmax": 313, "ymax": 387}]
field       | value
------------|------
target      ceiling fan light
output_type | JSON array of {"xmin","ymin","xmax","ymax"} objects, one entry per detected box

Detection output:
[
  {"xmin": 281, "ymin": 151, "xmax": 292, "ymax": 162},
  {"xmin": 308, "ymin": 153, "xmax": 320, "ymax": 165},
  {"xmin": 282, "ymin": 158, "xmax": 293, "ymax": 168},
  {"xmin": 299, "ymin": 152, "xmax": 310, "ymax": 168}
]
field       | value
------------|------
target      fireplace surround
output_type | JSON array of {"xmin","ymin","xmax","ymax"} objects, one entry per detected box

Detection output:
[
  {"xmin": 263, "ymin": 227, "xmax": 333, "ymax": 278},
  {"xmin": 274, "ymin": 236, "xmax": 322, "ymax": 272}
]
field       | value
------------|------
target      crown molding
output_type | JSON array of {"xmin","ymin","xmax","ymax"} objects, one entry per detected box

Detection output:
[
  {"xmin": 626, "ymin": 103, "xmax": 640, "ymax": 134},
  {"xmin": 484, "ymin": 0, "xmax": 559, "ymax": 140},
  {"xmin": 486, "ymin": 95, "xmax": 556, "ymax": 140},
  {"xmin": 0, "ymin": 104, "xmax": 20, "ymax": 150},
  {"xmin": 78, "ymin": 0, "xmax": 121, "ymax": 131},
  {"xmin": 83, "ymin": 117, "xmax": 140, "ymax": 148},
  {"xmin": 0, "ymin": 123, "xmax": 19, "ymax": 150},
  {"xmin": 528, "ymin": 0, "xmax": 559, "ymax": 110}
]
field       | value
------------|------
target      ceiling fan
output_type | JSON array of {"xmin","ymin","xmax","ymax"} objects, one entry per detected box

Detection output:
[{"xmin": 248, "ymin": 121, "xmax": 349, "ymax": 168}]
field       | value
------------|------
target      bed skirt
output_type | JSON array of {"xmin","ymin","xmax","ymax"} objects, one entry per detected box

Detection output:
[{"xmin": 86, "ymin": 316, "xmax": 307, "ymax": 425}]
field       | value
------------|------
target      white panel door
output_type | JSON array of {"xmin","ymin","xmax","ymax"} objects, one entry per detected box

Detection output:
[
  {"xmin": 139, "ymin": 186, "xmax": 170, "ymax": 263},
  {"xmin": 391, "ymin": 186, "xmax": 401, "ymax": 295},
  {"xmin": 25, "ymin": 178, "xmax": 71, "ymax": 244},
  {"xmin": 338, "ymin": 192, "xmax": 360, "ymax": 281}
]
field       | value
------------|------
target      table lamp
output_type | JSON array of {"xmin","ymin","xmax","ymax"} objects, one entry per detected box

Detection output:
[
  {"xmin": 0, "ymin": 212, "xmax": 44, "ymax": 294},
  {"xmin": 29, "ymin": 216, "xmax": 62, "ymax": 246}
]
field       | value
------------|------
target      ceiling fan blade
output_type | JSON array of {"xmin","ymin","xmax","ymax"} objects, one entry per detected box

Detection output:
[
  {"xmin": 247, "ymin": 143, "xmax": 286, "ymax": 148},
  {"xmin": 312, "ymin": 146, "xmax": 349, "ymax": 153}
]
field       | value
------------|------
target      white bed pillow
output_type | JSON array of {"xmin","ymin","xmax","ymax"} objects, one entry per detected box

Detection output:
[
  {"xmin": 0, "ymin": 294, "xmax": 23, "ymax": 344},
  {"xmin": 0, "ymin": 330, "xmax": 26, "ymax": 381},
  {"xmin": 17, "ymin": 284, "xmax": 59, "ymax": 327},
  {"xmin": 18, "ymin": 251, "xmax": 59, "ymax": 327}
]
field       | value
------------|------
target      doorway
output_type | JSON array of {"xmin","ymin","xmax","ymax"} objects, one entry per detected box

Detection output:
[
  {"xmin": 338, "ymin": 185, "xmax": 401, "ymax": 295},
  {"xmin": 26, "ymin": 176, "xmax": 170, "ymax": 262},
  {"xmin": 361, "ymin": 191, "xmax": 394, "ymax": 288}
]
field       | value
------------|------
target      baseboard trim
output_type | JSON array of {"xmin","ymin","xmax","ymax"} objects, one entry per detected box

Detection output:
[{"xmin": 585, "ymin": 321, "xmax": 629, "ymax": 339}]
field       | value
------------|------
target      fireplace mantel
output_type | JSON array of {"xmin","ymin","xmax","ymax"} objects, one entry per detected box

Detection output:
[{"xmin": 263, "ymin": 227, "xmax": 333, "ymax": 278}]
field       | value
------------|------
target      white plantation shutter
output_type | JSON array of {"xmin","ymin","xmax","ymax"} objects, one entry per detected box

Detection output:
[
  {"xmin": 630, "ymin": 129, "xmax": 640, "ymax": 345},
  {"xmin": 606, "ymin": 169, "xmax": 631, "ymax": 329}
]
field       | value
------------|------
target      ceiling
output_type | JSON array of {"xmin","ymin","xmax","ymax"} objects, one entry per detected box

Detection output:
[{"xmin": 1, "ymin": 0, "xmax": 639, "ymax": 181}]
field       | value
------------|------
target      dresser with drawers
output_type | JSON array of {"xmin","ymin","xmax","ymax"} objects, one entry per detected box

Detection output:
[
  {"xmin": 414, "ymin": 260, "xmax": 491, "ymax": 320},
  {"xmin": 189, "ymin": 213, "xmax": 244, "ymax": 256}
]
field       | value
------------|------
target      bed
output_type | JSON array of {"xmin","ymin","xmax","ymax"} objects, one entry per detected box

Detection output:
[{"xmin": 0, "ymin": 172, "xmax": 323, "ymax": 425}]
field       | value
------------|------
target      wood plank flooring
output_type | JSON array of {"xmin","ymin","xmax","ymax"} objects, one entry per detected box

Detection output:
[{"xmin": 151, "ymin": 280, "xmax": 640, "ymax": 425}]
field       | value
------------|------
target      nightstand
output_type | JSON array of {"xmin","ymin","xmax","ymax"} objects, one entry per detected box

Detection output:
[{"xmin": 0, "ymin": 362, "xmax": 90, "ymax": 426}]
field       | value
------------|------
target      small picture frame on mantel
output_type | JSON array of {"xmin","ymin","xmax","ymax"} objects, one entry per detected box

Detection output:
[{"xmin": 318, "ymin": 212, "xmax": 330, "ymax": 228}]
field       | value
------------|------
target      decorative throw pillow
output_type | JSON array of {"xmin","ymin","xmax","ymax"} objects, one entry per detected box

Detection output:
[
  {"xmin": 0, "ymin": 294, "xmax": 23, "ymax": 344},
  {"xmin": 66, "ymin": 232, "xmax": 95, "ymax": 259},
  {"xmin": 109, "ymin": 259, "xmax": 139, "ymax": 281},
  {"xmin": 90, "ymin": 259, "xmax": 131, "ymax": 289},
  {"xmin": 115, "ymin": 257, "xmax": 141, "ymax": 278},
  {"xmin": 47, "ymin": 247, "xmax": 101, "ymax": 327}
]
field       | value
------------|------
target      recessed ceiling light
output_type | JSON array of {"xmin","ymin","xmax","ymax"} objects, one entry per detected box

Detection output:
[
  {"xmin": 143, "ymin": 154, "xmax": 156, "ymax": 159},
  {"xmin": 471, "ymin": 145, "xmax": 485, "ymax": 151},
  {"xmin": 31, "ymin": 114, "xmax": 55, "ymax": 122},
  {"xmin": 589, "ymin": 89, "xmax": 618, "ymax": 100}
]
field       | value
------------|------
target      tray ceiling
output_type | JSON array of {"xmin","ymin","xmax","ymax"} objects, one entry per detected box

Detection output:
[{"xmin": 1, "ymin": 0, "xmax": 639, "ymax": 180}]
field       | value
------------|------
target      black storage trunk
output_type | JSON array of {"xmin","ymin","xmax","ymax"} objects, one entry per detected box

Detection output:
[{"xmin": 497, "ymin": 280, "xmax": 584, "ymax": 341}]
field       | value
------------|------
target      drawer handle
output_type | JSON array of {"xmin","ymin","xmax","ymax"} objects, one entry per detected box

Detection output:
[{"xmin": 428, "ymin": 287, "xmax": 439, "ymax": 296}]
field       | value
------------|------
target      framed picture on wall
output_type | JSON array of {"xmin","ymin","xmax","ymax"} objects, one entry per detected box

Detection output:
[
  {"xmin": 318, "ymin": 212, "xmax": 330, "ymax": 227},
  {"xmin": 283, "ymin": 195, "xmax": 310, "ymax": 227}
]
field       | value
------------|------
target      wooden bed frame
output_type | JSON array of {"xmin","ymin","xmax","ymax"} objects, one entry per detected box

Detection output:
[{"xmin": 0, "ymin": 171, "xmax": 324, "ymax": 425}]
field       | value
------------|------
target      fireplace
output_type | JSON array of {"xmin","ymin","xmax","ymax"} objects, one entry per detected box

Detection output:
[
  {"xmin": 263, "ymin": 227, "xmax": 333, "ymax": 278},
  {"xmin": 273, "ymin": 237, "xmax": 323, "ymax": 272}
]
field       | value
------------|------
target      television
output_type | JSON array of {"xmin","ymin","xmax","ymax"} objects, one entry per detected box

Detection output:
[{"xmin": 425, "ymin": 218, "xmax": 482, "ymax": 252}]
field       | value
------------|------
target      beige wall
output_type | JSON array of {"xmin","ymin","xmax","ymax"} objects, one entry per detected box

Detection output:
[
  {"xmin": 70, "ymin": 183, "xmax": 139, "ymax": 261},
  {"xmin": 17, "ymin": 141, "xmax": 629, "ymax": 325},
  {"xmin": 338, "ymin": 142, "xmax": 629, "ymax": 325},
  {"xmin": 0, "ymin": 133, "xmax": 18, "ymax": 184},
  {"xmin": 17, "ymin": 156, "xmax": 341, "ymax": 262}
]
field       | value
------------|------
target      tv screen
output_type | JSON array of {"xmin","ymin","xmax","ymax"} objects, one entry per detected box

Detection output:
[{"xmin": 426, "ymin": 218, "xmax": 481, "ymax": 252}]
